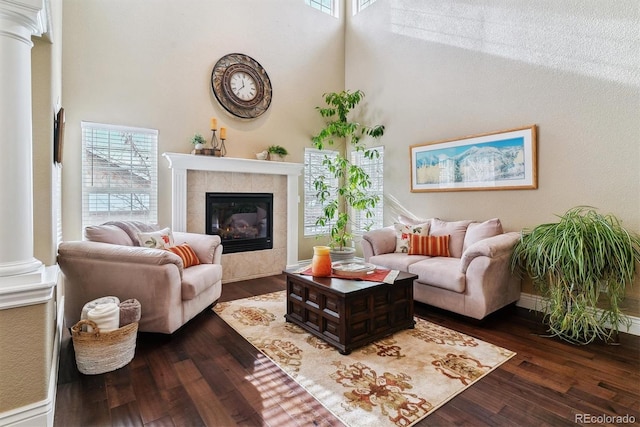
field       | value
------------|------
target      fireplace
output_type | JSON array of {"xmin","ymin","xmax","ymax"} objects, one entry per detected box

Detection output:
[{"xmin": 205, "ymin": 192, "xmax": 273, "ymax": 254}]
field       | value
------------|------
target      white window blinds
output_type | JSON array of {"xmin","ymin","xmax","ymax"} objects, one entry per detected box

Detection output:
[
  {"xmin": 304, "ymin": 147, "xmax": 339, "ymax": 236},
  {"xmin": 351, "ymin": 146, "xmax": 384, "ymax": 235},
  {"xmin": 81, "ymin": 122, "xmax": 158, "ymax": 230}
]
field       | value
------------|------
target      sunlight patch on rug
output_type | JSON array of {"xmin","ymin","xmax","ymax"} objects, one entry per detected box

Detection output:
[{"xmin": 214, "ymin": 291, "xmax": 515, "ymax": 427}]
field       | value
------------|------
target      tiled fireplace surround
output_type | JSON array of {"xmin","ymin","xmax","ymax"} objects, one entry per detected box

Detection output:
[{"xmin": 163, "ymin": 153, "xmax": 304, "ymax": 283}]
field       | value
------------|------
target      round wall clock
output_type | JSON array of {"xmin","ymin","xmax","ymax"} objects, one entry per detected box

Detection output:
[{"xmin": 211, "ymin": 53, "xmax": 272, "ymax": 119}]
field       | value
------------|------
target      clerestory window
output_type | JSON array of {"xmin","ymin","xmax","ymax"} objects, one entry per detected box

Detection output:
[
  {"xmin": 305, "ymin": 0, "xmax": 338, "ymax": 17},
  {"xmin": 354, "ymin": 0, "xmax": 377, "ymax": 14}
]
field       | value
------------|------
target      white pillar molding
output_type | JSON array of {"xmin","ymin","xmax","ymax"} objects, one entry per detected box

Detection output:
[
  {"xmin": 0, "ymin": 0, "xmax": 49, "ymax": 281},
  {"xmin": 170, "ymin": 168, "xmax": 188, "ymax": 232}
]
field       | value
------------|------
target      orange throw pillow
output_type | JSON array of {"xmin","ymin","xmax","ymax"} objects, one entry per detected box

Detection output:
[
  {"xmin": 408, "ymin": 234, "xmax": 451, "ymax": 257},
  {"xmin": 167, "ymin": 244, "xmax": 201, "ymax": 268}
]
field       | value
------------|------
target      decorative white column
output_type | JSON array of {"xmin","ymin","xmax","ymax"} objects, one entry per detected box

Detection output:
[
  {"xmin": 0, "ymin": 0, "xmax": 48, "ymax": 281},
  {"xmin": 0, "ymin": 3, "xmax": 59, "ymax": 427}
]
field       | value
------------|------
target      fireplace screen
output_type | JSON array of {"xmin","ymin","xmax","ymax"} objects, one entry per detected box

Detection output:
[{"xmin": 205, "ymin": 192, "xmax": 273, "ymax": 254}]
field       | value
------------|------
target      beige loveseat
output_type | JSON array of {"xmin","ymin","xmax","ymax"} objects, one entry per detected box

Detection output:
[
  {"xmin": 58, "ymin": 221, "xmax": 223, "ymax": 334},
  {"xmin": 361, "ymin": 218, "xmax": 521, "ymax": 320}
]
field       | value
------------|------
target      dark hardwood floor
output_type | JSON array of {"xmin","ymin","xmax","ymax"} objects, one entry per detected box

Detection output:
[{"xmin": 55, "ymin": 275, "xmax": 640, "ymax": 426}]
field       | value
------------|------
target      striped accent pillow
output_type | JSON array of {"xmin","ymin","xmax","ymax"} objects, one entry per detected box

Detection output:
[
  {"xmin": 408, "ymin": 234, "xmax": 451, "ymax": 257},
  {"xmin": 167, "ymin": 244, "xmax": 201, "ymax": 268}
]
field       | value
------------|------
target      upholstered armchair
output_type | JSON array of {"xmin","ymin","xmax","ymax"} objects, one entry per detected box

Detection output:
[{"xmin": 58, "ymin": 221, "xmax": 223, "ymax": 334}]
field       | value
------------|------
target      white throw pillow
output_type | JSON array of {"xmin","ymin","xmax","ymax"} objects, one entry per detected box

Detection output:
[
  {"xmin": 393, "ymin": 222, "xmax": 430, "ymax": 253},
  {"xmin": 137, "ymin": 227, "xmax": 174, "ymax": 249},
  {"xmin": 463, "ymin": 218, "xmax": 504, "ymax": 252}
]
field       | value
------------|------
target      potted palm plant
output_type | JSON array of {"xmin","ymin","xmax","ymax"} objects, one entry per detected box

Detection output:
[
  {"xmin": 510, "ymin": 206, "xmax": 640, "ymax": 345},
  {"xmin": 310, "ymin": 90, "xmax": 385, "ymax": 260}
]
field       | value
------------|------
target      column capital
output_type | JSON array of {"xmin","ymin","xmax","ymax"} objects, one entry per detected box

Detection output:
[{"xmin": 0, "ymin": 0, "xmax": 49, "ymax": 40}]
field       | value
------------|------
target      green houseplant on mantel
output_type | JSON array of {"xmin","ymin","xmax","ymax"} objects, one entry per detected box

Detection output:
[
  {"xmin": 267, "ymin": 145, "xmax": 288, "ymax": 161},
  {"xmin": 310, "ymin": 90, "xmax": 385, "ymax": 260},
  {"xmin": 510, "ymin": 206, "xmax": 640, "ymax": 345},
  {"xmin": 190, "ymin": 133, "xmax": 206, "ymax": 150}
]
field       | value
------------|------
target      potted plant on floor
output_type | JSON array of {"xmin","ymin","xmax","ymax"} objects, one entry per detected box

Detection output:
[
  {"xmin": 510, "ymin": 206, "xmax": 640, "ymax": 345},
  {"xmin": 310, "ymin": 90, "xmax": 385, "ymax": 261}
]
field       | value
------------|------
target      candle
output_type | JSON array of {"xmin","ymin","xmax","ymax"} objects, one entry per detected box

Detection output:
[
  {"xmin": 220, "ymin": 127, "xmax": 227, "ymax": 139},
  {"xmin": 311, "ymin": 246, "xmax": 332, "ymax": 277},
  {"xmin": 210, "ymin": 117, "xmax": 217, "ymax": 130}
]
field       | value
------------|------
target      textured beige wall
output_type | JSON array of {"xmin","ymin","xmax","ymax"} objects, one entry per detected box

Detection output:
[
  {"xmin": 32, "ymin": 0, "xmax": 63, "ymax": 266},
  {"xmin": 345, "ymin": 1, "xmax": 640, "ymax": 315},
  {"xmin": 31, "ymin": 37, "xmax": 54, "ymax": 266},
  {"xmin": 0, "ymin": 301, "xmax": 54, "ymax": 412}
]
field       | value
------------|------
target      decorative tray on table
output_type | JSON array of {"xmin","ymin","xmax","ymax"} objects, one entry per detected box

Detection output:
[{"xmin": 331, "ymin": 261, "xmax": 377, "ymax": 278}]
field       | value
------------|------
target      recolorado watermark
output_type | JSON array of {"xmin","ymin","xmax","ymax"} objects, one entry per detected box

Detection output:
[{"xmin": 575, "ymin": 413, "xmax": 636, "ymax": 424}]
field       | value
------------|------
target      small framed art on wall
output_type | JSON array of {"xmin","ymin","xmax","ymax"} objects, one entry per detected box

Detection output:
[{"xmin": 54, "ymin": 107, "xmax": 65, "ymax": 164}]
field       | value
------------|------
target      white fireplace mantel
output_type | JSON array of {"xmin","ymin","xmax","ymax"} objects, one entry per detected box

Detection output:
[{"xmin": 162, "ymin": 152, "xmax": 304, "ymax": 266}]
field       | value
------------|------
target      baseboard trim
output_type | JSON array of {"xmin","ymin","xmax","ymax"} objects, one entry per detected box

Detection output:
[{"xmin": 516, "ymin": 292, "xmax": 640, "ymax": 337}]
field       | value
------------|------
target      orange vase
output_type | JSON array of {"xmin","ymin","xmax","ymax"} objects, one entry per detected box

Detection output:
[{"xmin": 311, "ymin": 246, "xmax": 332, "ymax": 277}]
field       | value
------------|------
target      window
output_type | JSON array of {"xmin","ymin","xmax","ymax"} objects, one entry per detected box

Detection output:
[
  {"xmin": 81, "ymin": 122, "xmax": 158, "ymax": 230},
  {"xmin": 304, "ymin": 147, "xmax": 383, "ymax": 237},
  {"xmin": 305, "ymin": 0, "xmax": 338, "ymax": 17},
  {"xmin": 304, "ymin": 148, "xmax": 339, "ymax": 236},
  {"xmin": 354, "ymin": 0, "xmax": 376, "ymax": 14},
  {"xmin": 351, "ymin": 146, "xmax": 384, "ymax": 235}
]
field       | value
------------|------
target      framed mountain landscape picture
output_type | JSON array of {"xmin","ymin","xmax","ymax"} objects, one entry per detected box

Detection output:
[{"xmin": 410, "ymin": 125, "xmax": 537, "ymax": 192}]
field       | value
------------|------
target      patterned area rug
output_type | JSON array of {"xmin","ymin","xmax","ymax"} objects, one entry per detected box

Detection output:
[{"xmin": 213, "ymin": 291, "xmax": 515, "ymax": 427}]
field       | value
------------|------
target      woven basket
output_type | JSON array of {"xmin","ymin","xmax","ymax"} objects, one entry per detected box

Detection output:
[{"xmin": 71, "ymin": 319, "xmax": 138, "ymax": 375}]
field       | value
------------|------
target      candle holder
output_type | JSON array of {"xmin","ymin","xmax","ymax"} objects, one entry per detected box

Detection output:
[
  {"xmin": 209, "ymin": 129, "xmax": 222, "ymax": 156},
  {"xmin": 210, "ymin": 129, "xmax": 219, "ymax": 150},
  {"xmin": 219, "ymin": 138, "xmax": 227, "ymax": 157}
]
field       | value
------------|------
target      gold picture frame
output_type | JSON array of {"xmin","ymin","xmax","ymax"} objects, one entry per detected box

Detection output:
[{"xmin": 410, "ymin": 125, "xmax": 537, "ymax": 192}]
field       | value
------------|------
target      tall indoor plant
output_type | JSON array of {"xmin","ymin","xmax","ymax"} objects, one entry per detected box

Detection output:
[
  {"xmin": 310, "ymin": 90, "xmax": 385, "ymax": 258},
  {"xmin": 510, "ymin": 206, "xmax": 640, "ymax": 345}
]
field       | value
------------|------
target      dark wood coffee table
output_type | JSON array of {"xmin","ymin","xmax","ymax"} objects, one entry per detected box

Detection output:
[{"xmin": 283, "ymin": 268, "xmax": 417, "ymax": 354}]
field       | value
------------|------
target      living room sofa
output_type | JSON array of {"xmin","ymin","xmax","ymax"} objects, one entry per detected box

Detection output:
[
  {"xmin": 58, "ymin": 221, "xmax": 223, "ymax": 334},
  {"xmin": 361, "ymin": 217, "xmax": 521, "ymax": 320}
]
